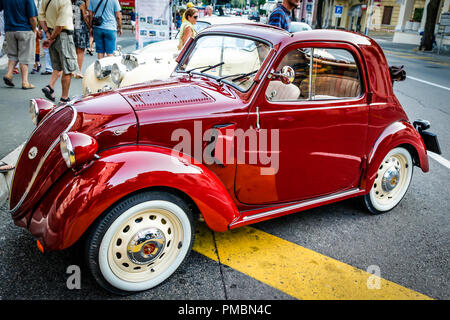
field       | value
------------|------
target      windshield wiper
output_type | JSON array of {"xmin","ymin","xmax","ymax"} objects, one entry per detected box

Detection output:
[
  {"xmin": 185, "ymin": 62, "xmax": 225, "ymax": 75},
  {"xmin": 216, "ymin": 70, "xmax": 259, "ymax": 83}
]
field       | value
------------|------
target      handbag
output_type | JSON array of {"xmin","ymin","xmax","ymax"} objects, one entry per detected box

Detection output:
[{"xmin": 92, "ymin": 0, "xmax": 108, "ymax": 27}]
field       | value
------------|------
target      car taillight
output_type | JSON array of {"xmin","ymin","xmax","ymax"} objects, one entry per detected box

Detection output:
[{"xmin": 60, "ymin": 132, "xmax": 98, "ymax": 168}]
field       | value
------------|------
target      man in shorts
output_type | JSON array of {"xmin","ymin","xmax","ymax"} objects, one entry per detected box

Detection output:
[
  {"xmin": 88, "ymin": 0, "xmax": 122, "ymax": 59},
  {"xmin": 0, "ymin": 0, "xmax": 38, "ymax": 89},
  {"xmin": 38, "ymin": 0, "xmax": 78, "ymax": 104}
]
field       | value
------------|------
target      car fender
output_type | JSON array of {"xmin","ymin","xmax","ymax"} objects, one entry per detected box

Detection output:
[
  {"xmin": 362, "ymin": 120, "xmax": 429, "ymax": 191},
  {"xmin": 29, "ymin": 145, "xmax": 239, "ymax": 251}
]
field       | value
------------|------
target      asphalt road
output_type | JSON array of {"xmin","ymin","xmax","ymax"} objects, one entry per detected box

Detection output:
[{"xmin": 0, "ymin": 32, "xmax": 449, "ymax": 301}]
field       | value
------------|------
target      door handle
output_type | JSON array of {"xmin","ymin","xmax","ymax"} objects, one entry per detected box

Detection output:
[{"xmin": 256, "ymin": 106, "xmax": 261, "ymax": 130}]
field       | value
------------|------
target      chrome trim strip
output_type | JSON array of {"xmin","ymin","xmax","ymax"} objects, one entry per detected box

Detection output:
[
  {"xmin": 242, "ymin": 188, "xmax": 362, "ymax": 222},
  {"xmin": 9, "ymin": 105, "xmax": 78, "ymax": 213}
]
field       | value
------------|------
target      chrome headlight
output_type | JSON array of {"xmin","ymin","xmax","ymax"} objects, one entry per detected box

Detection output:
[
  {"xmin": 111, "ymin": 63, "xmax": 126, "ymax": 85},
  {"xmin": 122, "ymin": 54, "xmax": 139, "ymax": 71},
  {"xmin": 60, "ymin": 133, "xmax": 75, "ymax": 168},
  {"xmin": 94, "ymin": 59, "xmax": 112, "ymax": 79},
  {"xmin": 29, "ymin": 99, "xmax": 39, "ymax": 126}
]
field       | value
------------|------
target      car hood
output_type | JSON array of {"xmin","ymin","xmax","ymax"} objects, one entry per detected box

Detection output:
[{"xmin": 116, "ymin": 75, "xmax": 242, "ymax": 114}]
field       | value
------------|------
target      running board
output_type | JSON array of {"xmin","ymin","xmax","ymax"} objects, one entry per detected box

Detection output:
[{"xmin": 229, "ymin": 188, "xmax": 365, "ymax": 229}]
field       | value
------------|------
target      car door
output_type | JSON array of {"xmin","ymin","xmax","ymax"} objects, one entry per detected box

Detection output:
[{"xmin": 234, "ymin": 42, "xmax": 369, "ymax": 205}]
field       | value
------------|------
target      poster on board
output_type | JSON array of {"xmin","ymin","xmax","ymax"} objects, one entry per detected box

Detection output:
[{"xmin": 135, "ymin": 0, "xmax": 171, "ymax": 49}]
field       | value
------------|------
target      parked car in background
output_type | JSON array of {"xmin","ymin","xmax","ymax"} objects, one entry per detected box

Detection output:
[
  {"xmin": 248, "ymin": 11, "xmax": 260, "ymax": 22},
  {"xmin": 82, "ymin": 16, "xmax": 252, "ymax": 95},
  {"xmin": 14, "ymin": 24, "xmax": 439, "ymax": 294},
  {"xmin": 290, "ymin": 21, "xmax": 312, "ymax": 32}
]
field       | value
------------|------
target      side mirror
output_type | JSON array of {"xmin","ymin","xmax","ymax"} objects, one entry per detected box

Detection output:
[{"xmin": 269, "ymin": 66, "xmax": 295, "ymax": 85}]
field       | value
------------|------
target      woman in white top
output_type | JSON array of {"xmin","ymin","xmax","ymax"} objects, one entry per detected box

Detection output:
[{"xmin": 177, "ymin": 7, "xmax": 198, "ymax": 51}]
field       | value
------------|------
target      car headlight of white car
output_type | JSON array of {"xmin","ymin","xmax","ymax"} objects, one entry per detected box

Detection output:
[
  {"xmin": 111, "ymin": 63, "xmax": 126, "ymax": 85},
  {"xmin": 94, "ymin": 59, "xmax": 113, "ymax": 79},
  {"xmin": 122, "ymin": 54, "xmax": 139, "ymax": 71}
]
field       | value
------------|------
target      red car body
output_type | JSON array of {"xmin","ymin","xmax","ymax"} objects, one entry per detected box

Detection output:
[{"xmin": 10, "ymin": 25, "xmax": 432, "ymax": 252}]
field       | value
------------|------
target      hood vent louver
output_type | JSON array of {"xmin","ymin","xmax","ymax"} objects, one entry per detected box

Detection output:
[{"xmin": 123, "ymin": 86, "xmax": 214, "ymax": 110}]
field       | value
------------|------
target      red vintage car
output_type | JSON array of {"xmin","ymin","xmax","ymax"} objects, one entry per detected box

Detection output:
[{"xmin": 10, "ymin": 24, "xmax": 440, "ymax": 294}]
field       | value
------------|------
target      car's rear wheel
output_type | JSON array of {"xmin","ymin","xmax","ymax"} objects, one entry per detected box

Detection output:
[
  {"xmin": 364, "ymin": 147, "xmax": 413, "ymax": 214},
  {"xmin": 86, "ymin": 191, "xmax": 195, "ymax": 294}
]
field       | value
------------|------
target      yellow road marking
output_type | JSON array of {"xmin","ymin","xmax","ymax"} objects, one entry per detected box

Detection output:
[{"xmin": 193, "ymin": 223, "xmax": 432, "ymax": 300}]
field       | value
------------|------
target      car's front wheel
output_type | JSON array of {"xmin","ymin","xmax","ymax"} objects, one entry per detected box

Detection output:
[
  {"xmin": 364, "ymin": 147, "xmax": 414, "ymax": 214},
  {"xmin": 86, "ymin": 191, "xmax": 195, "ymax": 294}
]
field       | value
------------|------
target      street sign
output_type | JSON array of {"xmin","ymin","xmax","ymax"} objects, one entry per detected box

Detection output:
[
  {"xmin": 306, "ymin": 4, "xmax": 313, "ymax": 13},
  {"xmin": 335, "ymin": 5, "xmax": 343, "ymax": 18}
]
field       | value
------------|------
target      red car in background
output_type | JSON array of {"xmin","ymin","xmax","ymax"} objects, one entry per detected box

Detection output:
[{"xmin": 10, "ymin": 24, "xmax": 440, "ymax": 294}]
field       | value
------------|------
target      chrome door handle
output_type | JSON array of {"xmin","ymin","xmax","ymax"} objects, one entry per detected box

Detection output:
[{"xmin": 256, "ymin": 106, "xmax": 261, "ymax": 130}]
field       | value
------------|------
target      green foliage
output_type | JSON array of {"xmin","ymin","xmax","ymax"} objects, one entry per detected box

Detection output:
[{"xmin": 413, "ymin": 8, "xmax": 424, "ymax": 22}]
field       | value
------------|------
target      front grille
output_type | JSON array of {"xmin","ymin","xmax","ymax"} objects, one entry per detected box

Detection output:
[{"xmin": 9, "ymin": 106, "xmax": 75, "ymax": 213}]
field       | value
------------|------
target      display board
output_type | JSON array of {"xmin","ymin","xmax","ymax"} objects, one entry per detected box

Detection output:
[{"xmin": 135, "ymin": 0, "xmax": 171, "ymax": 48}]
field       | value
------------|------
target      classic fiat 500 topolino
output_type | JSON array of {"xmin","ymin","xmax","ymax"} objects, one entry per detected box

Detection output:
[{"xmin": 11, "ymin": 24, "xmax": 440, "ymax": 294}]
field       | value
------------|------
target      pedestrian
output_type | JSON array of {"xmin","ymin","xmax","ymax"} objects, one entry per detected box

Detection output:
[
  {"xmin": 0, "ymin": 10, "xmax": 5, "ymax": 57},
  {"xmin": 177, "ymin": 7, "xmax": 198, "ymax": 51},
  {"xmin": 72, "ymin": 0, "xmax": 90, "ymax": 78},
  {"xmin": 205, "ymin": 5, "xmax": 213, "ymax": 17},
  {"xmin": 182, "ymin": 2, "xmax": 195, "ymax": 23},
  {"xmin": 31, "ymin": 0, "xmax": 42, "ymax": 74},
  {"xmin": 0, "ymin": 0, "xmax": 38, "ymax": 89},
  {"xmin": 31, "ymin": 28, "xmax": 42, "ymax": 73},
  {"xmin": 268, "ymin": 0, "xmax": 300, "ymax": 32},
  {"xmin": 39, "ymin": 0, "xmax": 78, "ymax": 104},
  {"xmin": 175, "ymin": 11, "xmax": 181, "ymax": 29},
  {"xmin": 40, "ymin": 29, "xmax": 53, "ymax": 74},
  {"xmin": 88, "ymin": 0, "xmax": 122, "ymax": 59},
  {"xmin": 0, "ymin": 160, "xmax": 14, "ymax": 173},
  {"xmin": 130, "ymin": 7, "xmax": 135, "ymax": 34}
]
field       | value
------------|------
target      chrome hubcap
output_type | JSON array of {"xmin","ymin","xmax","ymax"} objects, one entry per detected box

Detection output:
[
  {"xmin": 381, "ymin": 166, "xmax": 401, "ymax": 192},
  {"xmin": 127, "ymin": 228, "xmax": 166, "ymax": 265}
]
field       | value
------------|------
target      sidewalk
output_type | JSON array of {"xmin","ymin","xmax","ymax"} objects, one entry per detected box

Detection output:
[{"xmin": 372, "ymin": 35, "xmax": 450, "ymax": 59}]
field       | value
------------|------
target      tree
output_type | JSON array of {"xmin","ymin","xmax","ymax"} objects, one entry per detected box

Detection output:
[
  {"xmin": 315, "ymin": 0, "xmax": 324, "ymax": 29},
  {"xmin": 422, "ymin": 0, "xmax": 441, "ymax": 51}
]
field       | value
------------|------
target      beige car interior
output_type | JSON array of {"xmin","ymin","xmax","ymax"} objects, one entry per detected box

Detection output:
[{"xmin": 266, "ymin": 48, "xmax": 362, "ymax": 102}]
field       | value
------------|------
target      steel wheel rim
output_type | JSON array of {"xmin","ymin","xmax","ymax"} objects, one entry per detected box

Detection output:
[
  {"xmin": 103, "ymin": 202, "xmax": 187, "ymax": 284},
  {"xmin": 370, "ymin": 148, "xmax": 412, "ymax": 211}
]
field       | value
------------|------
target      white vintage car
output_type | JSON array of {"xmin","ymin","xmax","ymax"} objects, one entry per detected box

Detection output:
[{"xmin": 82, "ymin": 16, "xmax": 252, "ymax": 94}]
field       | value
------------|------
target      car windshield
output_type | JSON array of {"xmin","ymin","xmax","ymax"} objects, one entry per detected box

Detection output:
[{"xmin": 178, "ymin": 35, "xmax": 271, "ymax": 91}]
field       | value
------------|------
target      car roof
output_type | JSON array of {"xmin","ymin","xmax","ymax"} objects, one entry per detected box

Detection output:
[{"xmin": 201, "ymin": 23, "xmax": 373, "ymax": 48}]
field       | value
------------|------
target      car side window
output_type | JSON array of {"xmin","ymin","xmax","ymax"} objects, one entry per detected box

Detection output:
[{"xmin": 266, "ymin": 47, "xmax": 362, "ymax": 102}]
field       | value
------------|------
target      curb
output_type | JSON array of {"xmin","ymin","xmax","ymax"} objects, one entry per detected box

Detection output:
[{"xmin": 0, "ymin": 143, "xmax": 25, "ymax": 207}]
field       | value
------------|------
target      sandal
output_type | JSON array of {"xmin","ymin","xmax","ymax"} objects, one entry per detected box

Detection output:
[
  {"xmin": 3, "ymin": 76, "xmax": 14, "ymax": 87},
  {"xmin": 42, "ymin": 85, "xmax": 55, "ymax": 101},
  {"xmin": 41, "ymin": 70, "xmax": 52, "ymax": 75},
  {"xmin": 59, "ymin": 97, "xmax": 71, "ymax": 105},
  {"xmin": 31, "ymin": 63, "xmax": 41, "ymax": 74},
  {"xmin": 87, "ymin": 48, "xmax": 94, "ymax": 56},
  {"xmin": 22, "ymin": 83, "xmax": 35, "ymax": 89},
  {"xmin": 0, "ymin": 161, "xmax": 15, "ymax": 173}
]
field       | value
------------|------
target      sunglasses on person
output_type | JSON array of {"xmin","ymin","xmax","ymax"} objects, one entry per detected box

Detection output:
[{"xmin": 193, "ymin": 16, "xmax": 198, "ymax": 19}]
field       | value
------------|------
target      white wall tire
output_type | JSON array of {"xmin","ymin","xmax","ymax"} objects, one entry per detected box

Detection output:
[
  {"xmin": 364, "ymin": 147, "xmax": 414, "ymax": 214},
  {"xmin": 86, "ymin": 191, "xmax": 195, "ymax": 294}
]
